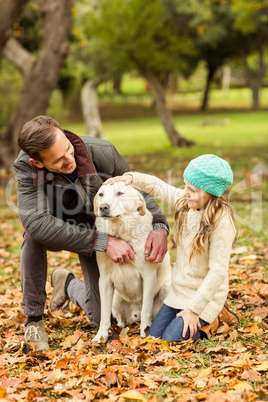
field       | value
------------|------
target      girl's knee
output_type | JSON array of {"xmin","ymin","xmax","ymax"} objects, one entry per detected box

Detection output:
[{"xmin": 161, "ymin": 316, "xmax": 187, "ymax": 343}]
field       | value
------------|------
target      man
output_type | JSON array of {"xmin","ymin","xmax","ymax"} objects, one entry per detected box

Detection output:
[{"xmin": 14, "ymin": 115, "xmax": 169, "ymax": 351}]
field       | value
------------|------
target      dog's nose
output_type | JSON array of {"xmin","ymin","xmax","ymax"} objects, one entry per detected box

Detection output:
[{"xmin": 99, "ymin": 204, "xmax": 110, "ymax": 215}]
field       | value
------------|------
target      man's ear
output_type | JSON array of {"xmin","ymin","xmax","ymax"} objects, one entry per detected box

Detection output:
[{"xmin": 29, "ymin": 158, "xmax": 44, "ymax": 169}]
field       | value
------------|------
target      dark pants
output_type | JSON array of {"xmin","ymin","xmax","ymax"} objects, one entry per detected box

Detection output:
[
  {"xmin": 148, "ymin": 303, "xmax": 208, "ymax": 343},
  {"xmin": 21, "ymin": 231, "xmax": 100, "ymax": 326}
]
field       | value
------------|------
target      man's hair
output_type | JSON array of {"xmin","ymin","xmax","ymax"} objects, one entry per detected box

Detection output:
[{"xmin": 18, "ymin": 115, "xmax": 64, "ymax": 161}]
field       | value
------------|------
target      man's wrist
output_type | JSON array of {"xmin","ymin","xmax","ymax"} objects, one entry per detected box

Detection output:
[{"xmin": 152, "ymin": 222, "xmax": 169, "ymax": 234}]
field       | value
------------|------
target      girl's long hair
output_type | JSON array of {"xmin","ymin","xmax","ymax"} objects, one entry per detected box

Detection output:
[{"xmin": 175, "ymin": 195, "xmax": 237, "ymax": 260}]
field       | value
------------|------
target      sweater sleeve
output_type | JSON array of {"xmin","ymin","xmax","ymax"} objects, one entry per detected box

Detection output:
[
  {"xmin": 126, "ymin": 172, "xmax": 184, "ymax": 210},
  {"xmin": 188, "ymin": 212, "xmax": 236, "ymax": 316}
]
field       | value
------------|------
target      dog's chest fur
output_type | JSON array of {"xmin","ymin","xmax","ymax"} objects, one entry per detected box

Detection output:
[{"xmin": 95, "ymin": 210, "xmax": 154, "ymax": 302}]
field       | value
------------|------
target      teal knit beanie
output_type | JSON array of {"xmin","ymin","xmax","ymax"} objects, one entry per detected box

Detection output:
[{"xmin": 183, "ymin": 154, "xmax": 233, "ymax": 197}]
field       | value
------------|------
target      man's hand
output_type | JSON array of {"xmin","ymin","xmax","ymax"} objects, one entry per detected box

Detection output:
[
  {"xmin": 145, "ymin": 228, "xmax": 168, "ymax": 264},
  {"xmin": 105, "ymin": 235, "xmax": 135, "ymax": 265},
  {"xmin": 176, "ymin": 308, "xmax": 201, "ymax": 338}
]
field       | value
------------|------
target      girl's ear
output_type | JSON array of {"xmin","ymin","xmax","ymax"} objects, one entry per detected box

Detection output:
[{"xmin": 29, "ymin": 158, "xmax": 44, "ymax": 169}]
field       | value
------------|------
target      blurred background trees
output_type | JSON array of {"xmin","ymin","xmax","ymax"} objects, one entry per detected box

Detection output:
[{"xmin": 0, "ymin": 0, "xmax": 268, "ymax": 169}]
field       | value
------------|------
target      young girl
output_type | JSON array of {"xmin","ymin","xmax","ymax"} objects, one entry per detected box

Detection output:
[{"xmin": 104, "ymin": 154, "xmax": 237, "ymax": 343}]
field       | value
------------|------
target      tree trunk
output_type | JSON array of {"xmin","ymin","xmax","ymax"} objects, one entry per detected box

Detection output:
[
  {"xmin": 1, "ymin": 0, "xmax": 73, "ymax": 169},
  {"xmin": 201, "ymin": 65, "xmax": 216, "ymax": 111},
  {"xmin": 81, "ymin": 78, "xmax": 105, "ymax": 139},
  {"xmin": 112, "ymin": 77, "xmax": 122, "ymax": 94},
  {"xmin": 241, "ymin": 49, "xmax": 265, "ymax": 111},
  {"xmin": 0, "ymin": 0, "xmax": 29, "ymax": 55},
  {"xmin": 251, "ymin": 81, "xmax": 260, "ymax": 111},
  {"xmin": 144, "ymin": 71, "xmax": 194, "ymax": 147},
  {"xmin": 222, "ymin": 65, "xmax": 231, "ymax": 99}
]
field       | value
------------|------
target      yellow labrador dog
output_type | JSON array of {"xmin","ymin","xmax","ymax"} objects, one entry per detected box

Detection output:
[{"xmin": 93, "ymin": 182, "xmax": 171, "ymax": 342}]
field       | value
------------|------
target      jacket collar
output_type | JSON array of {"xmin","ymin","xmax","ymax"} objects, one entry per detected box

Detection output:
[{"xmin": 32, "ymin": 130, "xmax": 97, "ymax": 187}]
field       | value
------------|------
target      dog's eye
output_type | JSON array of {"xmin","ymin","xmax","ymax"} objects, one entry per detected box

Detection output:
[
  {"xmin": 99, "ymin": 192, "xmax": 104, "ymax": 197},
  {"xmin": 116, "ymin": 191, "xmax": 123, "ymax": 196}
]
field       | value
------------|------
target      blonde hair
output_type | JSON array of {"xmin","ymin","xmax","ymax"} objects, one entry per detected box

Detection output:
[{"xmin": 175, "ymin": 195, "xmax": 237, "ymax": 260}]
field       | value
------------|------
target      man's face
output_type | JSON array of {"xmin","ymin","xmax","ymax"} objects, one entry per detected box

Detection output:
[{"xmin": 30, "ymin": 129, "xmax": 77, "ymax": 174}]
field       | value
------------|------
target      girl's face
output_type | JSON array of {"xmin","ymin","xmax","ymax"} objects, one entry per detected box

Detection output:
[{"xmin": 183, "ymin": 180, "xmax": 211, "ymax": 210}]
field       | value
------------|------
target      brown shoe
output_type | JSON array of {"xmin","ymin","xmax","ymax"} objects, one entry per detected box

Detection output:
[
  {"xmin": 200, "ymin": 317, "xmax": 220, "ymax": 340},
  {"xmin": 219, "ymin": 302, "xmax": 239, "ymax": 326},
  {"xmin": 201, "ymin": 302, "xmax": 238, "ymax": 340},
  {"xmin": 24, "ymin": 320, "xmax": 49, "ymax": 352}
]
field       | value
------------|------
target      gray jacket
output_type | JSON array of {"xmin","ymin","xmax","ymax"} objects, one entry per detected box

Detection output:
[{"xmin": 14, "ymin": 131, "xmax": 168, "ymax": 256}]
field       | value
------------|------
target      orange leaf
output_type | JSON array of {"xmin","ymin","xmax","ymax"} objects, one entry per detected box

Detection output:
[
  {"xmin": 0, "ymin": 386, "xmax": 5, "ymax": 398},
  {"xmin": 56, "ymin": 357, "xmax": 70, "ymax": 369}
]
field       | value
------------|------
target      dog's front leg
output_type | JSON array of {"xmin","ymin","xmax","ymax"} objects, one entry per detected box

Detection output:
[
  {"xmin": 92, "ymin": 276, "xmax": 114, "ymax": 343},
  {"xmin": 140, "ymin": 269, "xmax": 157, "ymax": 337}
]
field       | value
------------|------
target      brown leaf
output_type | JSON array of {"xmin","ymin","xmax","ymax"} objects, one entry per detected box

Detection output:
[
  {"xmin": 103, "ymin": 370, "xmax": 118, "ymax": 387},
  {"xmin": 240, "ymin": 369, "xmax": 261, "ymax": 381},
  {"xmin": 252, "ymin": 307, "xmax": 268, "ymax": 319}
]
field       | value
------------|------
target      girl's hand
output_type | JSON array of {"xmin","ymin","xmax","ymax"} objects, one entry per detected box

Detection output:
[
  {"xmin": 176, "ymin": 308, "xmax": 201, "ymax": 339},
  {"xmin": 103, "ymin": 174, "xmax": 133, "ymax": 186}
]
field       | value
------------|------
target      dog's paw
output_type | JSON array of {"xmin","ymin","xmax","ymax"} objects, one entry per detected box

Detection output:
[
  {"xmin": 140, "ymin": 323, "xmax": 151, "ymax": 338},
  {"xmin": 140, "ymin": 329, "xmax": 147, "ymax": 338},
  {"xmin": 92, "ymin": 331, "xmax": 109, "ymax": 343}
]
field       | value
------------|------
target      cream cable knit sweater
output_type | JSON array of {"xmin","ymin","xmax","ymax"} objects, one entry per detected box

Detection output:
[{"xmin": 127, "ymin": 172, "xmax": 236, "ymax": 324}]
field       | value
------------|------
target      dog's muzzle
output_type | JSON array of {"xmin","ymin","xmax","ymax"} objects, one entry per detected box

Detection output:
[{"xmin": 99, "ymin": 203, "xmax": 110, "ymax": 217}]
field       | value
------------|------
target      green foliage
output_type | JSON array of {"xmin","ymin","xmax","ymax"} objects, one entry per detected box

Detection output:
[
  {"xmin": 83, "ymin": 0, "xmax": 194, "ymax": 79},
  {"xmin": 231, "ymin": 0, "xmax": 268, "ymax": 35}
]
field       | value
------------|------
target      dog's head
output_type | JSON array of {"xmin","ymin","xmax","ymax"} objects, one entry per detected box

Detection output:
[{"xmin": 94, "ymin": 182, "xmax": 146, "ymax": 218}]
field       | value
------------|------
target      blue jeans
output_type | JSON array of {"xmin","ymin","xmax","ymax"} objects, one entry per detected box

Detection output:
[{"xmin": 148, "ymin": 304, "xmax": 208, "ymax": 343}]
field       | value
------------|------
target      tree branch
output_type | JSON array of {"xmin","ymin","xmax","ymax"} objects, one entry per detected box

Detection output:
[
  {"xmin": 3, "ymin": 37, "xmax": 35, "ymax": 76},
  {"xmin": 0, "ymin": 0, "xmax": 29, "ymax": 55}
]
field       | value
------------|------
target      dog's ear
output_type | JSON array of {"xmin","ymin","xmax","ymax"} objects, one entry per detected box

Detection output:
[
  {"xmin": 137, "ymin": 192, "xmax": 146, "ymax": 216},
  {"xmin": 93, "ymin": 194, "xmax": 99, "ymax": 217}
]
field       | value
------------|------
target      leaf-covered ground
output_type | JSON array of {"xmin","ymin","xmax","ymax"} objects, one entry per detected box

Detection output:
[{"xmin": 0, "ymin": 147, "xmax": 267, "ymax": 401}]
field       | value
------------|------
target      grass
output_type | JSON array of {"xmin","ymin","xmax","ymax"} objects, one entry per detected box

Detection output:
[{"xmin": 66, "ymin": 110, "xmax": 268, "ymax": 157}]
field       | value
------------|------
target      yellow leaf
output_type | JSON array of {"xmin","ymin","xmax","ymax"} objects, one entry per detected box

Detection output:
[
  {"xmin": 254, "ymin": 361, "xmax": 268, "ymax": 372},
  {"xmin": 249, "ymin": 323, "xmax": 263, "ymax": 335},
  {"xmin": 196, "ymin": 367, "xmax": 212, "ymax": 379},
  {"xmin": 239, "ymin": 254, "xmax": 258, "ymax": 261},
  {"xmin": 234, "ymin": 381, "xmax": 253, "ymax": 391},
  {"xmin": 120, "ymin": 390, "xmax": 147, "ymax": 401}
]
